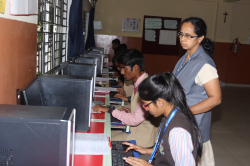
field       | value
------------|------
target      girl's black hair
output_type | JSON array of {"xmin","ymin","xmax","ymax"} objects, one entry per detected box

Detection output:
[
  {"xmin": 182, "ymin": 17, "xmax": 214, "ymax": 57},
  {"xmin": 138, "ymin": 72, "xmax": 203, "ymax": 157}
]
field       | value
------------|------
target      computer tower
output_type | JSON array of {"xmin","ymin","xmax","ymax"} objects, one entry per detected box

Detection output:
[{"xmin": 0, "ymin": 104, "xmax": 75, "ymax": 166}]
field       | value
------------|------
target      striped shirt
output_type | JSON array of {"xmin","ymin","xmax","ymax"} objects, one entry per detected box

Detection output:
[{"xmin": 169, "ymin": 127, "xmax": 195, "ymax": 166}]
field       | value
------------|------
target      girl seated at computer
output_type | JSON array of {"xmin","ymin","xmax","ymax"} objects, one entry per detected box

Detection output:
[{"xmin": 123, "ymin": 72, "xmax": 202, "ymax": 166}]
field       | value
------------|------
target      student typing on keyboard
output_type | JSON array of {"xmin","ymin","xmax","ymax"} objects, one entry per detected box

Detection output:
[
  {"xmin": 92, "ymin": 49, "xmax": 160, "ymax": 148},
  {"xmin": 122, "ymin": 72, "xmax": 202, "ymax": 166}
]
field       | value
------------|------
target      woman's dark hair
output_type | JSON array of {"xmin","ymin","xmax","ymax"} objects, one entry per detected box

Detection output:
[
  {"xmin": 181, "ymin": 17, "xmax": 214, "ymax": 57},
  {"xmin": 117, "ymin": 49, "xmax": 144, "ymax": 72},
  {"xmin": 138, "ymin": 72, "xmax": 202, "ymax": 156}
]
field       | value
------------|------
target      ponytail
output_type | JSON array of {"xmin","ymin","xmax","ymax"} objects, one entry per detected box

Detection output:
[{"xmin": 201, "ymin": 38, "xmax": 214, "ymax": 57}]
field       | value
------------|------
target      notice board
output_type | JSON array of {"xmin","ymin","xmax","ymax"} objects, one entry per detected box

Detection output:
[{"xmin": 142, "ymin": 15, "xmax": 181, "ymax": 55}]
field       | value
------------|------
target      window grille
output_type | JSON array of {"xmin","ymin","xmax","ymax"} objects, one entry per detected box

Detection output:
[{"xmin": 37, "ymin": 0, "xmax": 68, "ymax": 75}]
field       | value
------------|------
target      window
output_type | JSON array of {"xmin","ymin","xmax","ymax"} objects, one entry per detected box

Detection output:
[{"xmin": 37, "ymin": 0, "xmax": 68, "ymax": 75}]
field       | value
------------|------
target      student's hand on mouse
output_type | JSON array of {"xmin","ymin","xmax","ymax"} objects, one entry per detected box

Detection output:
[
  {"xmin": 117, "ymin": 88, "xmax": 126, "ymax": 96},
  {"xmin": 122, "ymin": 142, "xmax": 148, "ymax": 155},
  {"xmin": 119, "ymin": 107, "xmax": 131, "ymax": 113},
  {"xmin": 92, "ymin": 105, "xmax": 109, "ymax": 113},
  {"xmin": 114, "ymin": 93, "xmax": 128, "ymax": 101},
  {"xmin": 123, "ymin": 157, "xmax": 152, "ymax": 166}
]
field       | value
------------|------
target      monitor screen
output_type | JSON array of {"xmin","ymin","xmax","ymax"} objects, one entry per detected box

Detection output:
[{"xmin": 0, "ymin": 104, "xmax": 75, "ymax": 166}]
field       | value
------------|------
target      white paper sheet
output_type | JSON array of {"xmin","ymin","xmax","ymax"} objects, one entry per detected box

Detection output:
[
  {"xmin": 74, "ymin": 133, "xmax": 110, "ymax": 155},
  {"xmin": 95, "ymin": 87, "xmax": 117, "ymax": 92},
  {"xmin": 159, "ymin": 30, "xmax": 177, "ymax": 45},
  {"xmin": 10, "ymin": 0, "xmax": 38, "ymax": 15},
  {"xmin": 145, "ymin": 30, "xmax": 156, "ymax": 42},
  {"xmin": 164, "ymin": 20, "xmax": 178, "ymax": 29},
  {"xmin": 96, "ymin": 77, "xmax": 110, "ymax": 82},
  {"xmin": 145, "ymin": 18, "xmax": 162, "ymax": 29},
  {"xmin": 94, "ymin": 21, "xmax": 102, "ymax": 30}
]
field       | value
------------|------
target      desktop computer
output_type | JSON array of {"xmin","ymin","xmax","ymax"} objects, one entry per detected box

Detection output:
[
  {"xmin": 59, "ymin": 62, "xmax": 97, "ymax": 99},
  {"xmin": 0, "ymin": 104, "xmax": 75, "ymax": 166},
  {"xmin": 80, "ymin": 53, "xmax": 104, "ymax": 76},
  {"xmin": 20, "ymin": 74, "xmax": 93, "ymax": 132}
]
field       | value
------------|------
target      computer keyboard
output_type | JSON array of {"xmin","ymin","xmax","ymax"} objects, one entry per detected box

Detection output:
[
  {"xmin": 109, "ymin": 91, "xmax": 118, "ymax": 99},
  {"xmin": 111, "ymin": 114, "xmax": 122, "ymax": 123},
  {"xmin": 111, "ymin": 141, "xmax": 134, "ymax": 166}
]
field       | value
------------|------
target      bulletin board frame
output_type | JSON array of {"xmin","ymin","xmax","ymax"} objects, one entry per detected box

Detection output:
[{"xmin": 141, "ymin": 15, "xmax": 181, "ymax": 55}]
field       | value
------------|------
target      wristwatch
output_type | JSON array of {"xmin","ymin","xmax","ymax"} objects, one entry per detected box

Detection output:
[{"xmin": 108, "ymin": 105, "xmax": 115, "ymax": 113}]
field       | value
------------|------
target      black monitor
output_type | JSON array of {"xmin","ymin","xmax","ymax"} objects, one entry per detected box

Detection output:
[
  {"xmin": 59, "ymin": 62, "xmax": 97, "ymax": 99},
  {"xmin": 75, "ymin": 57, "xmax": 98, "ymax": 70},
  {"xmin": 20, "ymin": 74, "xmax": 93, "ymax": 132},
  {"xmin": 80, "ymin": 53, "xmax": 104, "ymax": 76},
  {"xmin": 0, "ymin": 104, "xmax": 75, "ymax": 166}
]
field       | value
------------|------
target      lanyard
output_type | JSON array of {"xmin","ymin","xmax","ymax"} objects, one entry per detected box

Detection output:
[
  {"xmin": 175, "ymin": 53, "xmax": 194, "ymax": 75},
  {"xmin": 148, "ymin": 108, "xmax": 178, "ymax": 164}
]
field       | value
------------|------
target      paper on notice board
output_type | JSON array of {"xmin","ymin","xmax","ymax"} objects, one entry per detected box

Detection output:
[
  {"xmin": 159, "ymin": 30, "xmax": 177, "ymax": 45},
  {"xmin": 74, "ymin": 133, "xmax": 110, "ymax": 155},
  {"xmin": 9, "ymin": 0, "xmax": 38, "ymax": 15},
  {"xmin": 145, "ymin": 30, "xmax": 156, "ymax": 42},
  {"xmin": 145, "ymin": 18, "xmax": 162, "ymax": 29},
  {"xmin": 0, "ymin": 0, "xmax": 5, "ymax": 14},
  {"xmin": 164, "ymin": 20, "xmax": 177, "ymax": 29}
]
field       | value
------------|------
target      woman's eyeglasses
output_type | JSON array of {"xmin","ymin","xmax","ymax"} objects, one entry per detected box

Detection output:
[
  {"xmin": 177, "ymin": 32, "xmax": 198, "ymax": 40},
  {"xmin": 142, "ymin": 101, "xmax": 154, "ymax": 111}
]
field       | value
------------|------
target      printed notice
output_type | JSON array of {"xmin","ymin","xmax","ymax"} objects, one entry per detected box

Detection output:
[
  {"xmin": 0, "ymin": 0, "xmax": 5, "ymax": 14},
  {"xmin": 164, "ymin": 20, "xmax": 178, "ymax": 29},
  {"xmin": 9, "ymin": 0, "xmax": 38, "ymax": 15},
  {"xmin": 145, "ymin": 18, "xmax": 162, "ymax": 29},
  {"xmin": 159, "ymin": 30, "xmax": 177, "ymax": 45},
  {"xmin": 74, "ymin": 133, "xmax": 110, "ymax": 155},
  {"xmin": 122, "ymin": 18, "xmax": 140, "ymax": 32},
  {"xmin": 145, "ymin": 30, "xmax": 156, "ymax": 42}
]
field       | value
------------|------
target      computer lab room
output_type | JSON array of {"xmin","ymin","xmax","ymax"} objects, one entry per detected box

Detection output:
[{"xmin": 1, "ymin": 0, "xmax": 250, "ymax": 166}]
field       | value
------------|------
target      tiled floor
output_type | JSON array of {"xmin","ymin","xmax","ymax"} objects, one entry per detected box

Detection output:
[
  {"xmin": 141, "ymin": 86, "xmax": 250, "ymax": 165},
  {"xmin": 211, "ymin": 86, "xmax": 250, "ymax": 166}
]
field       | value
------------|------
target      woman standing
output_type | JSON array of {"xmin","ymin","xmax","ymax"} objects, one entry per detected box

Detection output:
[
  {"xmin": 123, "ymin": 72, "xmax": 203, "ymax": 166},
  {"xmin": 173, "ymin": 17, "xmax": 222, "ymax": 166}
]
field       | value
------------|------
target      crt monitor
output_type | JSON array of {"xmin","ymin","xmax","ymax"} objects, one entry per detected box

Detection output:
[
  {"xmin": 80, "ymin": 53, "xmax": 104, "ymax": 76},
  {"xmin": 20, "ymin": 74, "xmax": 93, "ymax": 132},
  {"xmin": 0, "ymin": 104, "xmax": 75, "ymax": 166},
  {"xmin": 75, "ymin": 57, "xmax": 98, "ymax": 72},
  {"xmin": 60, "ymin": 62, "xmax": 97, "ymax": 99}
]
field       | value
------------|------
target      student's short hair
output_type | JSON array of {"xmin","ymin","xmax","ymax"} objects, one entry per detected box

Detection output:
[
  {"xmin": 112, "ymin": 39, "xmax": 120, "ymax": 45},
  {"xmin": 117, "ymin": 49, "xmax": 144, "ymax": 71}
]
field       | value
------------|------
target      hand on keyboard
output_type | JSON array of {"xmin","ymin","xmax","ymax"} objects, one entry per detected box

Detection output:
[
  {"xmin": 114, "ymin": 93, "xmax": 128, "ymax": 101},
  {"xmin": 122, "ymin": 142, "xmax": 148, "ymax": 155},
  {"xmin": 123, "ymin": 157, "xmax": 153, "ymax": 166}
]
